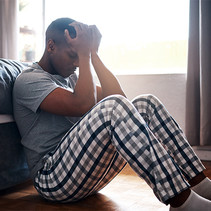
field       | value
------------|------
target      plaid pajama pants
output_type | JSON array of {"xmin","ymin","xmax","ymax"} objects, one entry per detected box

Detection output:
[{"xmin": 34, "ymin": 94, "xmax": 205, "ymax": 204}]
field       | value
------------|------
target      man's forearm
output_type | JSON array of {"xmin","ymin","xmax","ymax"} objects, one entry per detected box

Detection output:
[
  {"xmin": 91, "ymin": 52, "xmax": 126, "ymax": 98},
  {"xmin": 74, "ymin": 55, "xmax": 97, "ymax": 110}
]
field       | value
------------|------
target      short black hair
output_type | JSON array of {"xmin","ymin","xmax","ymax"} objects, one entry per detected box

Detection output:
[{"xmin": 46, "ymin": 17, "xmax": 76, "ymax": 45}]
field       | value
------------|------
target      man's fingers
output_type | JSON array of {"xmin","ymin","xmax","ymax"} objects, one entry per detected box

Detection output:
[
  {"xmin": 89, "ymin": 25, "xmax": 102, "ymax": 37},
  {"xmin": 65, "ymin": 22, "xmax": 88, "ymax": 43},
  {"xmin": 69, "ymin": 22, "xmax": 89, "ymax": 33},
  {"xmin": 64, "ymin": 29, "xmax": 72, "ymax": 43}
]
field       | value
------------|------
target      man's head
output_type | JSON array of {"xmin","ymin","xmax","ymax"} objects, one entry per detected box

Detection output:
[
  {"xmin": 40, "ymin": 17, "xmax": 79, "ymax": 78},
  {"xmin": 46, "ymin": 17, "xmax": 76, "ymax": 46}
]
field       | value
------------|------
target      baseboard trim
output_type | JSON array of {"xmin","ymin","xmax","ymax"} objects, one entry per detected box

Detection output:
[{"xmin": 192, "ymin": 146, "xmax": 211, "ymax": 161}]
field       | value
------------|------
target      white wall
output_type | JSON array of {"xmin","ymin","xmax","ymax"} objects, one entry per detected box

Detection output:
[{"xmin": 116, "ymin": 74, "xmax": 187, "ymax": 131}]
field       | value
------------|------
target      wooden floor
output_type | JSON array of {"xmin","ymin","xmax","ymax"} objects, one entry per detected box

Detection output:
[{"xmin": 0, "ymin": 161, "xmax": 210, "ymax": 211}]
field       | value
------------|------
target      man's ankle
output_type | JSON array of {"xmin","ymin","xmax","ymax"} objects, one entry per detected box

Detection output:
[
  {"xmin": 189, "ymin": 172, "xmax": 206, "ymax": 187},
  {"xmin": 167, "ymin": 188, "xmax": 191, "ymax": 208}
]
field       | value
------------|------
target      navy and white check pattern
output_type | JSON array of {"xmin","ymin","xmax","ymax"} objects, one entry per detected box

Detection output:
[{"xmin": 34, "ymin": 95, "xmax": 205, "ymax": 204}]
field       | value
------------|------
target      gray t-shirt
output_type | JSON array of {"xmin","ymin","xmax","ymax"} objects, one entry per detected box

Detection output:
[{"xmin": 13, "ymin": 63, "xmax": 80, "ymax": 178}]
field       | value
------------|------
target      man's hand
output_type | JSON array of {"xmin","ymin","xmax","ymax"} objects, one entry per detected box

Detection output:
[
  {"xmin": 89, "ymin": 25, "xmax": 102, "ymax": 53},
  {"xmin": 64, "ymin": 22, "xmax": 91, "ymax": 57}
]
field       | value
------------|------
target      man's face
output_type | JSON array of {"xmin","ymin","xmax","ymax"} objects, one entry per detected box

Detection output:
[{"xmin": 49, "ymin": 42, "xmax": 79, "ymax": 78}]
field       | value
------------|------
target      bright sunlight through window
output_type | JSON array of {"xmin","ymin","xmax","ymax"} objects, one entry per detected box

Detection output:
[{"xmin": 19, "ymin": 0, "xmax": 189, "ymax": 75}]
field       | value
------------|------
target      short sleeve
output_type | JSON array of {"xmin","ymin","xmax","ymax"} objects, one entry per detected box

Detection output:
[{"xmin": 13, "ymin": 70, "xmax": 59, "ymax": 113}]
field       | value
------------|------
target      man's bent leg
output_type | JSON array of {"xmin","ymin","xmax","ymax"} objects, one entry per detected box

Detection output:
[
  {"xmin": 131, "ymin": 94, "xmax": 205, "ymax": 181},
  {"xmin": 34, "ymin": 95, "xmax": 189, "ymax": 204}
]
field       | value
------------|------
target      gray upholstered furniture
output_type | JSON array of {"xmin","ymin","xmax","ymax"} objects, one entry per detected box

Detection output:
[{"xmin": 0, "ymin": 58, "xmax": 30, "ymax": 190}]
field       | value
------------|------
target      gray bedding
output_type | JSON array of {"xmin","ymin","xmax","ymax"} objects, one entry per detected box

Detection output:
[{"xmin": 0, "ymin": 59, "xmax": 30, "ymax": 190}]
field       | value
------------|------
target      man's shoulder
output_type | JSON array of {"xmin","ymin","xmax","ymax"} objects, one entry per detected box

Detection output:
[
  {"xmin": 18, "ymin": 65, "xmax": 47, "ymax": 78},
  {"xmin": 15, "ymin": 66, "xmax": 52, "ymax": 86},
  {"xmin": 13, "ymin": 66, "xmax": 55, "ymax": 98}
]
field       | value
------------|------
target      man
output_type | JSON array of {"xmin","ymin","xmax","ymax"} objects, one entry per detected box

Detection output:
[{"xmin": 13, "ymin": 18, "xmax": 211, "ymax": 210}]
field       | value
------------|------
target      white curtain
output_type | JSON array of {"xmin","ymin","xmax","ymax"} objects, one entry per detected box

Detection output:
[{"xmin": 0, "ymin": 0, "xmax": 18, "ymax": 60}]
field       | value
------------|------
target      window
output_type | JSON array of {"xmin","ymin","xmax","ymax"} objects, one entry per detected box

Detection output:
[
  {"xmin": 19, "ymin": 0, "xmax": 44, "ymax": 62},
  {"xmin": 19, "ymin": 0, "xmax": 189, "ymax": 74}
]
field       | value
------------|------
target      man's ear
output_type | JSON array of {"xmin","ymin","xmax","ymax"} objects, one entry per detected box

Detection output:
[{"xmin": 47, "ymin": 39, "xmax": 55, "ymax": 52}]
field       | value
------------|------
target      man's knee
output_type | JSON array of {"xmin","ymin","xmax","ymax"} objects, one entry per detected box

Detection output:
[
  {"xmin": 146, "ymin": 94, "xmax": 160, "ymax": 104},
  {"xmin": 102, "ymin": 94, "xmax": 128, "ymax": 105},
  {"xmin": 132, "ymin": 94, "xmax": 163, "ymax": 110},
  {"xmin": 99, "ymin": 94, "xmax": 135, "ymax": 114},
  {"xmin": 132, "ymin": 94, "xmax": 157, "ymax": 102}
]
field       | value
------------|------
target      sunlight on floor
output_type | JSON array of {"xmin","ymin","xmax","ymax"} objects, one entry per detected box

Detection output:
[{"xmin": 100, "ymin": 166, "xmax": 169, "ymax": 211}]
